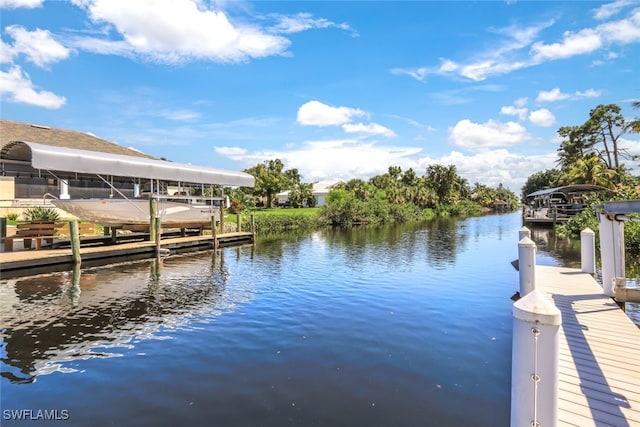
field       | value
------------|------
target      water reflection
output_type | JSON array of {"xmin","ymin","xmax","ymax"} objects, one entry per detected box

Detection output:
[{"xmin": 0, "ymin": 250, "xmax": 252, "ymax": 384}]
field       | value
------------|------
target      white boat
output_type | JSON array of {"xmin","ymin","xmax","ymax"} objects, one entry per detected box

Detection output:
[{"xmin": 52, "ymin": 197, "xmax": 221, "ymax": 228}]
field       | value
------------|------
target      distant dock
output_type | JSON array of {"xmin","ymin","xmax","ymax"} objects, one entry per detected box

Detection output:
[
  {"xmin": 536, "ymin": 265, "xmax": 640, "ymax": 426},
  {"xmin": 0, "ymin": 232, "xmax": 254, "ymax": 278}
]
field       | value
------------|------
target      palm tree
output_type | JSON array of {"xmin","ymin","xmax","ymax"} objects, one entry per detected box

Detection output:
[{"xmin": 564, "ymin": 156, "xmax": 615, "ymax": 188}]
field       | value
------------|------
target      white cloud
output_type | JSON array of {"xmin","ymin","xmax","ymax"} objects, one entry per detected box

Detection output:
[
  {"xmin": 575, "ymin": 88, "xmax": 602, "ymax": 98},
  {"xmin": 4, "ymin": 25, "xmax": 71, "ymax": 67},
  {"xmin": 342, "ymin": 122, "xmax": 396, "ymax": 137},
  {"xmin": 529, "ymin": 108, "xmax": 556, "ymax": 127},
  {"xmin": 597, "ymin": 8, "xmax": 640, "ymax": 44},
  {"xmin": 0, "ymin": 39, "xmax": 13, "ymax": 64},
  {"xmin": 0, "ymin": 0, "xmax": 43, "ymax": 9},
  {"xmin": 501, "ymin": 105, "xmax": 528, "ymax": 121},
  {"xmin": 269, "ymin": 12, "xmax": 355, "ymax": 35},
  {"xmin": 593, "ymin": 0, "xmax": 636, "ymax": 20},
  {"xmin": 214, "ymin": 146, "xmax": 248, "ymax": 156},
  {"xmin": 0, "ymin": 65, "xmax": 66, "ymax": 108},
  {"xmin": 536, "ymin": 87, "xmax": 602, "ymax": 102},
  {"xmin": 531, "ymin": 28, "xmax": 603, "ymax": 61},
  {"xmin": 297, "ymin": 100, "xmax": 365, "ymax": 126},
  {"xmin": 395, "ymin": 6, "xmax": 640, "ymax": 83},
  {"xmin": 448, "ymin": 119, "xmax": 531, "ymax": 151},
  {"xmin": 69, "ymin": 0, "xmax": 291, "ymax": 63}
]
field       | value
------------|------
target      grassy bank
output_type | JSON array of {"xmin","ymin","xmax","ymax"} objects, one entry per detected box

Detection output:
[{"xmin": 229, "ymin": 207, "xmax": 327, "ymax": 234}]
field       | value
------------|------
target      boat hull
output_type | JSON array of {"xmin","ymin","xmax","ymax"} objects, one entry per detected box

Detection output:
[{"xmin": 52, "ymin": 199, "xmax": 220, "ymax": 228}]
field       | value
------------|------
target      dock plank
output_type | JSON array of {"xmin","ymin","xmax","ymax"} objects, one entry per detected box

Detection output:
[{"xmin": 535, "ymin": 265, "xmax": 640, "ymax": 426}]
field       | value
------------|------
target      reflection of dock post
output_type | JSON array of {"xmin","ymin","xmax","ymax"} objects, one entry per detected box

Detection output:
[
  {"xmin": 518, "ymin": 237, "xmax": 536, "ymax": 296},
  {"xmin": 251, "ymin": 214, "xmax": 256, "ymax": 243},
  {"xmin": 580, "ymin": 228, "xmax": 596, "ymax": 274},
  {"xmin": 155, "ymin": 215, "xmax": 162, "ymax": 257},
  {"xmin": 69, "ymin": 262, "xmax": 82, "ymax": 306},
  {"xmin": 511, "ymin": 290, "xmax": 561, "ymax": 427},
  {"xmin": 70, "ymin": 220, "xmax": 81, "ymax": 265},
  {"xmin": 211, "ymin": 215, "xmax": 218, "ymax": 250}
]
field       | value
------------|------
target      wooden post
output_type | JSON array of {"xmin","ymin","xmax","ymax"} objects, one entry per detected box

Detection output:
[
  {"xmin": 212, "ymin": 222, "xmax": 219, "ymax": 250},
  {"xmin": 149, "ymin": 197, "xmax": 157, "ymax": 242},
  {"xmin": 110, "ymin": 227, "xmax": 117, "ymax": 244},
  {"xmin": 251, "ymin": 214, "xmax": 256, "ymax": 240},
  {"xmin": 580, "ymin": 228, "xmax": 596, "ymax": 274},
  {"xmin": 0, "ymin": 217, "xmax": 6, "ymax": 242},
  {"xmin": 511, "ymin": 290, "xmax": 561, "ymax": 427},
  {"xmin": 236, "ymin": 213, "xmax": 241, "ymax": 232},
  {"xmin": 518, "ymin": 237, "xmax": 536, "ymax": 296},
  {"xmin": 219, "ymin": 203, "xmax": 225, "ymax": 234},
  {"xmin": 70, "ymin": 220, "xmax": 81, "ymax": 264}
]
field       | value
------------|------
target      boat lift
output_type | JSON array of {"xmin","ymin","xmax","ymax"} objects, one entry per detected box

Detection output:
[{"xmin": 596, "ymin": 200, "xmax": 640, "ymax": 303}]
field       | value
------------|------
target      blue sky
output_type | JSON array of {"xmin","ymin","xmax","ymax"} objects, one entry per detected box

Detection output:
[{"xmin": 1, "ymin": 0, "xmax": 639, "ymax": 192}]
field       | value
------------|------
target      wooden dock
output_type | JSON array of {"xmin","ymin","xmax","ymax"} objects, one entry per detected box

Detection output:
[
  {"xmin": 0, "ymin": 232, "xmax": 254, "ymax": 278},
  {"xmin": 536, "ymin": 265, "xmax": 640, "ymax": 426}
]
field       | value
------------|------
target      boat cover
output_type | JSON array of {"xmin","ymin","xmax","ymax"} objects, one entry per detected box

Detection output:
[{"xmin": 1, "ymin": 140, "xmax": 255, "ymax": 187}]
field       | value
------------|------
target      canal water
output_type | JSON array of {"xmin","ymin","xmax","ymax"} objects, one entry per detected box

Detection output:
[{"xmin": 0, "ymin": 212, "xmax": 636, "ymax": 426}]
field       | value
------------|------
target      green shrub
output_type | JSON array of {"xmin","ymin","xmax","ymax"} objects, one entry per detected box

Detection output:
[
  {"xmin": 229, "ymin": 198, "xmax": 243, "ymax": 214},
  {"xmin": 6, "ymin": 212, "xmax": 19, "ymax": 221},
  {"xmin": 23, "ymin": 207, "xmax": 60, "ymax": 222}
]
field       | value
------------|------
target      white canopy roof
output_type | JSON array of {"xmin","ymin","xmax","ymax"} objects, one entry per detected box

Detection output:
[{"xmin": 3, "ymin": 141, "xmax": 255, "ymax": 187}]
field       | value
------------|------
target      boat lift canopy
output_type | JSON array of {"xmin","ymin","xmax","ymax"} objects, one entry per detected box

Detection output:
[
  {"xmin": 526, "ymin": 184, "xmax": 608, "ymax": 199},
  {"xmin": 1, "ymin": 140, "xmax": 255, "ymax": 187}
]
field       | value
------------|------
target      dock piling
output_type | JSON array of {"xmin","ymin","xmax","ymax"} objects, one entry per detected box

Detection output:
[
  {"xmin": 518, "ymin": 237, "xmax": 536, "ymax": 296},
  {"xmin": 518, "ymin": 226, "xmax": 531, "ymax": 241},
  {"xmin": 511, "ymin": 289, "xmax": 561, "ymax": 427},
  {"xmin": 580, "ymin": 227, "xmax": 596, "ymax": 274},
  {"xmin": 70, "ymin": 220, "xmax": 81, "ymax": 264}
]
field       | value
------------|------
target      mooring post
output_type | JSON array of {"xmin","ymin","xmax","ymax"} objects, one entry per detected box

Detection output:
[
  {"xmin": 251, "ymin": 214, "xmax": 256, "ymax": 241},
  {"xmin": 149, "ymin": 197, "xmax": 157, "ymax": 243},
  {"xmin": 70, "ymin": 220, "xmax": 81, "ymax": 264},
  {"xmin": 236, "ymin": 213, "xmax": 242, "ymax": 232},
  {"xmin": 518, "ymin": 237, "xmax": 536, "ymax": 296},
  {"xmin": 580, "ymin": 228, "xmax": 596, "ymax": 274},
  {"xmin": 219, "ymin": 203, "xmax": 225, "ymax": 234},
  {"xmin": 598, "ymin": 212, "xmax": 625, "ymax": 296},
  {"xmin": 518, "ymin": 226, "xmax": 531, "ymax": 241},
  {"xmin": 511, "ymin": 289, "xmax": 561, "ymax": 427}
]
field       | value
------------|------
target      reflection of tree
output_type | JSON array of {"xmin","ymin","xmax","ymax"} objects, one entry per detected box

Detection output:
[
  {"xmin": 529, "ymin": 227, "xmax": 583, "ymax": 268},
  {"xmin": 423, "ymin": 217, "xmax": 466, "ymax": 269},
  {"xmin": 1, "ymin": 252, "xmax": 244, "ymax": 384}
]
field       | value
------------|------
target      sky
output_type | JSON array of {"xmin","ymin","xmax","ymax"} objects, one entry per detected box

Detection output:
[{"xmin": 1, "ymin": 0, "xmax": 639, "ymax": 193}]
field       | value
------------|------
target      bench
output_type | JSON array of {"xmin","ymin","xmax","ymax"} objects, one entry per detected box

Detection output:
[{"xmin": 3, "ymin": 221, "xmax": 95, "ymax": 252}]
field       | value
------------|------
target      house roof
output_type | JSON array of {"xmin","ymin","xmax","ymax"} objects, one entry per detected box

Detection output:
[
  {"xmin": 0, "ymin": 119, "xmax": 255, "ymax": 187},
  {"xmin": 0, "ymin": 119, "xmax": 154, "ymax": 159}
]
